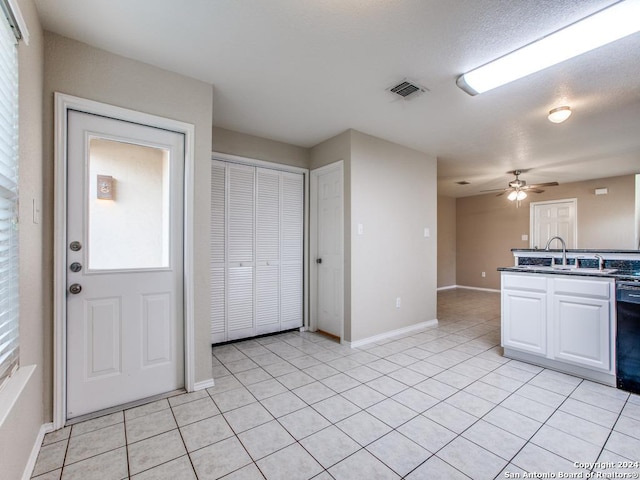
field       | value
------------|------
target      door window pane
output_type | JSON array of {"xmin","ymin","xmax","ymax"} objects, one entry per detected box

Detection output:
[{"xmin": 88, "ymin": 137, "xmax": 170, "ymax": 270}]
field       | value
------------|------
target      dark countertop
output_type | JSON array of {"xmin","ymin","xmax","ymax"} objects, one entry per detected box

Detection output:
[
  {"xmin": 498, "ymin": 266, "xmax": 640, "ymax": 282},
  {"xmin": 512, "ymin": 249, "xmax": 640, "ymax": 254}
]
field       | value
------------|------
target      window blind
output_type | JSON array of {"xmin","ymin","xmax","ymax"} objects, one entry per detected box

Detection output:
[{"xmin": 0, "ymin": 8, "xmax": 18, "ymax": 390}]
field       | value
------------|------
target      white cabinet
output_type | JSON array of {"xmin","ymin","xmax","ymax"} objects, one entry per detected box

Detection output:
[
  {"xmin": 501, "ymin": 272, "xmax": 614, "ymax": 380},
  {"xmin": 551, "ymin": 277, "xmax": 612, "ymax": 370},
  {"xmin": 502, "ymin": 273, "xmax": 547, "ymax": 355},
  {"xmin": 211, "ymin": 160, "xmax": 304, "ymax": 343},
  {"xmin": 503, "ymin": 290, "xmax": 547, "ymax": 355}
]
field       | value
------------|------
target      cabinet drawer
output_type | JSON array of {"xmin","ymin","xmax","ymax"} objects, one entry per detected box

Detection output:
[
  {"xmin": 553, "ymin": 277, "xmax": 611, "ymax": 299},
  {"xmin": 502, "ymin": 273, "xmax": 547, "ymax": 292}
]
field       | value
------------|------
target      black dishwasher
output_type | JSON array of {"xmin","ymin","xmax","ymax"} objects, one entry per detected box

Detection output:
[{"xmin": 616, "ymin": 281, "xmax": 640, "ymax": 394}]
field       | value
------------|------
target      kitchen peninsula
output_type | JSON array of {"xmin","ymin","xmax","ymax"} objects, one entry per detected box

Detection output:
[{"xmin": 498, "ymin": 248, "xmax": 640, "ymax": 387}]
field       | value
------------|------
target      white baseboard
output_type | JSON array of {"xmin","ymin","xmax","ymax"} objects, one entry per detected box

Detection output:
[
  {"xmin": 343, "ymin": 319, "xmax": 438, "ymax": 349},
  {"xmin": 22, "ymin": 422, "xmax": 53, "ymax": 480},
  {"xmin": 193, "ymin": 378, "xmax": 215, "ymax": 391},
  {"xmin": 436, "ymin": 285, "xmax": 457, "ymax": 291},
  {"xmin": 455, "ymin": 285, "xmax": 500, "ymax": 293}
]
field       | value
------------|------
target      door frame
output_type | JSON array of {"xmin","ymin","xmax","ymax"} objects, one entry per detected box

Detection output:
[
  {"xmin": 309, "ymin": 161, "xmax": 344, "ymax": 341},
  {"xmin": 53, "ymin": 93, "xmax": 196, "ymax": 429},
  {"xmin": 529, "ymin": 198, "xmax": 578, "ymax": 249}
]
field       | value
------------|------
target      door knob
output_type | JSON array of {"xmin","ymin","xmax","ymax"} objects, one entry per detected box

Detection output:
[
  {"xmin": 70, "ymin": 262, "xmax": 82, "ymax": 272},
  {"xmin": 316, "ymin": 258, "xmax": 322, "ymax": 264},
  {"xmin": 69, "ymin": 284, "xmax": 82, "ymax": 294},
  {"xmin": 69, "ymin": 241, "xmax": 82, "ymax": 251}
]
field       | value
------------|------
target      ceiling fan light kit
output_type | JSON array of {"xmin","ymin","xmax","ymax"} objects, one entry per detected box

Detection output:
[
  {"xmin": 507, "ymin": 190, "xmax": 527, "ymax": 201},
  {"xmin": 548, "ymin": 106, "xmax": 572, "ymax": 123},
  {"xmin": 481, "ymin": 170, "xmax": 559, "ymax": 206},
  {"xmin": 456, "ymin": 0, "xmax": 640, "ymax": 95}
]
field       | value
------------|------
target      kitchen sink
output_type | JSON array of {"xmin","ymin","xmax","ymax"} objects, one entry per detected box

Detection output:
[{"xmin": 513, "ymin": 265, "xmax": 618, "ymax": 275}]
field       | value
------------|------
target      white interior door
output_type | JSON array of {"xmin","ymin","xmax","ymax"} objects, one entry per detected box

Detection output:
[
  {"xmin": 530, "ymin": 199, "xmax": 577, "ymax": 249},
  {"xmin": 66, "ymin": 110, "xmax": 185, "ymax": 419},
  {"xmin": 312, "ymin": 163, "xmax": 343, "ymax": 338}
]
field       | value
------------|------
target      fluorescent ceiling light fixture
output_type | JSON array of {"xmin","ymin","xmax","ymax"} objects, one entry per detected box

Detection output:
[
  {"xmin": 457, "ymin": 0, "xmax": 640, "ymax": 95},
  {"xmin": 548, "ymin": 106, "xmax": 572, "ymax": 123}
]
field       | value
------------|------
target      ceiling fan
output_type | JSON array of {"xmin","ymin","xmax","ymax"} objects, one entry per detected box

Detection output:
[{"xmin": 481, "ymin": 170, "xmax": 559, "ymax": 202}]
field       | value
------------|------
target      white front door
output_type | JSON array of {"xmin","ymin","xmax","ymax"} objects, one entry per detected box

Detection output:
[
  {"xmin": 66, "ymin": 110, "xmax": 185, "ymax": 419},
  {"xmin": 530, "ymin": 199, "xmax": 577, "ymax": 249},
  {"xmin": 312, "ymin": 163, "xmax": 343, "ymax": 338}
]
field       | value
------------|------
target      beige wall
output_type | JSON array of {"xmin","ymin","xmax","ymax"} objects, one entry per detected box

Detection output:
[
  {"xmin": 0, "ymin": 0, "xmax": 45, "ymax": 478},
  {"xmin": 42, "ymin": 33, "xmax": 215, "ymax": 416},
  {"xmin": 350, "ymin": 131, "xmax": 437, "ymax": 341},
  {"xmin": 456, "ymin": 174, "xmax": 637, "ymax": 290},
  {"xmin": 213, "ymin": 126, "xmax": 309, "ymax": 169},
  {"xmin": 437, "ymin": 195, "xmax": 456, "ymax": 288}
]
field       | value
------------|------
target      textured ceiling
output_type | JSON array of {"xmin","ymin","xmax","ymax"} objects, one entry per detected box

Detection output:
[{"xmin": 34, "ymin": 0, "xmax": 640, "ymax": 196}]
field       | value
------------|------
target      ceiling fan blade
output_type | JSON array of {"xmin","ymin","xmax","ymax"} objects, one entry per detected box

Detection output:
[
  {"xmin": 527, "ymin": 188, "xmax": 544, "ymax": 193},
  {"xmin": 525, "ymin": 182, "xmax": 559, "ymax": 189},
  {"xmin": 480, "ymin": 188, "xmax": 510, "ymax": 193},
  {"xmin": 496, "ymin": 191, "xmax": 507, "ymax": 197}
]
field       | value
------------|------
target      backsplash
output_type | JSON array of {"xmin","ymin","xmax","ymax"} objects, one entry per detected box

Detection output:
[{"xmin": 515, "ymin": 252, "xmax": 640, "ymax": 275}]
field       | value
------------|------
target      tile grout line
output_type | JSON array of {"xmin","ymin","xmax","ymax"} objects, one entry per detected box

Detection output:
[{"xmin": 168, "ymin": 396, "xmax": 199, "ymax": 480}]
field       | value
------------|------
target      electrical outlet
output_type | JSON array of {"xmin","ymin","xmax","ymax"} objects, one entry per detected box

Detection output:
[
  {"xmin": 396, "ymin": 297, "xmax": 401, "ymax": 308},
  {"xmin": 481, "ymin": 271, "xmax": 486, "ymax": 278}
]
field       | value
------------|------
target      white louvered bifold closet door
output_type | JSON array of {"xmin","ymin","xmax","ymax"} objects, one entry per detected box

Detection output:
[
  {"xmin": 256, "ymin": 168, "xmax": 281, "ymax": 335},
  {"xmin": 281, "ymin": 172, "xmax": 304, "ymax": 330},
  {"xmin": 227, "ymin": 163, "xmax": 255, "ymax": 340},
  {"xmin": 210, "ymin": 160, "xmax": 304, "ymax": 343},
  {"xmin": 210, "ymin": 161, "xmax": 226, "ymax": 343}
]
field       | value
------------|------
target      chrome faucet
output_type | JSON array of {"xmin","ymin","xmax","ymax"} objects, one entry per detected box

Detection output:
[
  {"xmin": 594, "ymin": 254, "xmax": 605, "ymax": 271},
  {"xmin": 545, "ymin": 236, "xmax": 567, "ymax": 266}
]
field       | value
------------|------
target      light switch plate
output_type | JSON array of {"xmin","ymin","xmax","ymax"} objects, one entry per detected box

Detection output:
[
  {"xmin": 424, "ymin": 228, "xmax": 430, "ymax": 238},
  {"xmin": 521, "ymin": 234, "xmax": 528, "ymax": 241},
  {"xmin": 357, "ymin": 223, "xmax": 364, "ymax": 235},
  {"xmin": 32, "ymin": 198, "xmax": 41, "ymax": 224}
]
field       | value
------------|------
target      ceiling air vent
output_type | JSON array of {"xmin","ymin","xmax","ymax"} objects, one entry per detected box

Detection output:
[{"xmin": 387, "ymin": 79, "xmax": 428, "ymax": 99}]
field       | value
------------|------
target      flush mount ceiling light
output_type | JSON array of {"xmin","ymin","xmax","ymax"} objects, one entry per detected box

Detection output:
[
  {"xmin": 548, "ymin": 106, "xmax": 572, "ymax": 123},
  {"xmin": 456, "ymin": 0, "xmax": 640, "ymax": 95}
]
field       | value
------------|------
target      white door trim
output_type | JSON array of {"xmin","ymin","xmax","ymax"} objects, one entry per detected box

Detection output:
[
  {"xmin": 211, "ymin": 151, "xmax": 310, "ymax": 331},
  {"xmin": 53, "ymin": 93, "xmax": 196, "ymax": 429},
  {"xmin": 529, "ymin": 198, "xmax": 578, "ymax": 249},
  {"xmin": 309, "ymin": 161, "xmax": 344, "ymax": 340}
]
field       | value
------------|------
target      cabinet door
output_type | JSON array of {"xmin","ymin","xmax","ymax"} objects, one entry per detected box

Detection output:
[
  {"xmin": 552, "ymin": 295, "xmax": 610, "ymax": 370},
  {"xmin": 502, "ymin": 290, "xmax": 547, "ymax": 355}
]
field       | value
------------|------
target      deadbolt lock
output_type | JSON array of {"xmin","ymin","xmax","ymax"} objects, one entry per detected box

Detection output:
[
  {"xmin": 70, "ymin": 241, "xmax": 82, "ymax": 251},
  {"xmin": 70, "ymin": 262, "xmax": 82, "ymax": 273},
  {"xmin": 69, "ymin": 284, "xmax": 82, "ymax": 295}
]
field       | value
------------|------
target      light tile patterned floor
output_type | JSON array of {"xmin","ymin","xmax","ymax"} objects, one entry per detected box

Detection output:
[{"xmin": 32, "ymin": 288, "xmax": 640, "ymax": 479}]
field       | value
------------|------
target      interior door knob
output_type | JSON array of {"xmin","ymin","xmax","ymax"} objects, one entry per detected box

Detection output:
[
  {"xmin": 70, "ymin": 262, "xmax": 82, "ymax": 272},
  {"xmin": 316, "ymin": 258, "xmax": 322, "ymax": 264},
  {"xmin": 69, "ymin": 284, "xmax": 82, "ymax": 295}
]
